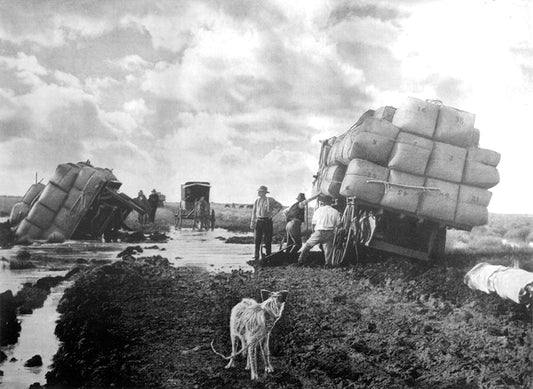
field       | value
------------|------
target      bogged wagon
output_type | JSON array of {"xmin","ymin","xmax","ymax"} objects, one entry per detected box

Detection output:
[
  {"xmin": 313, "ymin": 97, "xmax": 500, "ymax": 262},
  {"xmin": 10, "ymin": 161, "xmax": 143, "ymax": 243}
]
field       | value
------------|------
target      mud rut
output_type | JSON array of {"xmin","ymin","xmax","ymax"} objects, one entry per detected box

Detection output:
[{"xmin": 43, "ymin": 252, "xmax": 532, "ymax": 389}]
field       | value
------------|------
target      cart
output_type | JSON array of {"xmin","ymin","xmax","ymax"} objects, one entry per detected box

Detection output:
[{"xmin": 174, "ymin": 181, "xmax": 215, "ymax": 230}]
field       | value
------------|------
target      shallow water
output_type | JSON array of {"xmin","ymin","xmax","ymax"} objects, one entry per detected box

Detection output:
[{"xmin": 0, "ymin": 227, "xmax": 254, "ymax": 388}]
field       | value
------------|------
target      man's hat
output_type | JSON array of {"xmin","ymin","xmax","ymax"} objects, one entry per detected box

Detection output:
[
  {"xmin": 296, "ymin": 193, "xmax": 306, "ymax": 201},
  {"xmin": 257, "ymin": 185, "xmax": 269, "ymax": 193},
  {"xmin": 152, "ymin": 189, "xmax": 157, "ymax": 193}
]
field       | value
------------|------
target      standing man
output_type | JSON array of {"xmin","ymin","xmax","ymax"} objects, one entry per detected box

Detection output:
[
  {"xmin": 283, "ymin": 193, "xmax": 320, "ymax": 256},
  {"xmin": 250, "ymin": 186, "xmax": 283, "ymax": 260},
  {"xmin": 298, "ymin": 196, "xmax": 341, "ymax": 267},
  {"xmin": 135, "ymin": 190, "xmax": 148, "ymax": 224},
  {"xmin": 148, "ymin": 189, "xmax": 160, "ymax": 223}
]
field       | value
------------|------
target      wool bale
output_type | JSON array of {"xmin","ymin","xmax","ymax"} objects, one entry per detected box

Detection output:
[
  {"xmin": 472, "ymin": 128, "xmax": 480, "ymax": 147},
  {"xmin": 455, "ymin": 204, "xmax": 488, "ymax": 226},
  {"xmin": 388, "ymin": 132, "xmax": 433, "ymax": 175},
  {"xmin": 46, "ymin": 231, "xmax": 66, "ymax": 243},
  {"xmin": 381, "ymin": 170, "xmax": 425, "ymax": 213},
  {"xmin": 9, "ymin": 202, "xmax": 30, "ymax": 227},
  {"xmin": 340, "ymin": 118, "xmax": 399, "ymax": 166},
  {"xmin": 50, "ymin": 163, "xmax": 80, "ymax": 192},
  {"xmin": 38, "ymin": 183, "xmax": 68, "ymax": 212},
  {"xmin": 63, "ymin": 188, "xmax": 84, "ymax": 211},
  {"xmin": 52, "ymin": 207, "xmax": 84, "ymax": 238},
  {"xmin": 462, "ymin": 160, "xmax": 500, "ymax": 189},
  {"xmin": 22, "ymin": 183, "xmax": 45, "ymax": 205},
  {"xmin": 73, "ymin": 166, "xmax": 97, "ymax": 191},
  {"xmin": 467, "ymin": 147, "xmax": 501, "ymax": 167},
  {"xmin": 319, "ymin": 164, "xmax": 347, "ymax": 198},
  {"xmin": 434, "ymin": 105, "xmax": 476, "ymax": 147},
  {"xmin": 465, "ymin": 263, "xmax": 507, "ymax": 294},
  {"xmin": 26, "ymin": 202, "xmax": 56, "ymax": 230},
  {"xmin": 392, "ymin": 97, "xmax": 439, "ymax": 138},
  {"xmin": 326, "ymin": 133, "xmax": 346, "ymax": 166},
  {"xmin": 489, "ymin": 267, "xmax": 533, "ymax": 304},
  {"xmin": 319, "ymin": 137, "xmax": 336, "ymax": 168},
  {"xmin": 425, "ymin": 141, "xmax": 466, "ymax": 183},
  {"xmin": 457, "ymin": 185, "xmax": 492, "ymax": 207},
  {"xmin": 374, "ymin": 106, "xmax": 396, "ymax": 122},
  {"xmin": 418, "ymin": 178, "xmax": 459, "ymax": 222},
  {"xmin": 340, "ymin": 159, "xmax": 389, "ymax": 204},
  {"xmin": 15, "ymin": 219, "xmax": 43, "ymax": 241}
]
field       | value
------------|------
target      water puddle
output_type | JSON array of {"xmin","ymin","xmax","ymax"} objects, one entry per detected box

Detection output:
[{"xmin": 0, "ymin": 227, "xmax": 254, "ymax": 388}]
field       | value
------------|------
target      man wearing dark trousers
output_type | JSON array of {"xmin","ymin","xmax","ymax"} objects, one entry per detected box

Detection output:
[
  {"xmin": 148, "ymin": 189, "xmax": 160, "ymax": 223},
  {"xmin": 250, "ymin": 185, "xmax": 283, "ymax": 260}
]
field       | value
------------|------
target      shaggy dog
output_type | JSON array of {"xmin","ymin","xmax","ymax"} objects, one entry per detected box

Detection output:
[{"xmin": 211, "ymin": 289, "xmax": 288, "ymax": 380}]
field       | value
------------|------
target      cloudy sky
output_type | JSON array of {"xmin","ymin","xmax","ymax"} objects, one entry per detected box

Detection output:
[{"xmin": 1, "ymin": 0, "xmax": 532, "ymax": 213}]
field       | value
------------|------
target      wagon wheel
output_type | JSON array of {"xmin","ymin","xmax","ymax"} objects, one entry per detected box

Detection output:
[
  {"xmin": 210, "ymin": 209, "xmax": 215, "ymax": 230},
  {"xmin": 332, "ymin": 200, "xmax": 357, "ymax": 266}
]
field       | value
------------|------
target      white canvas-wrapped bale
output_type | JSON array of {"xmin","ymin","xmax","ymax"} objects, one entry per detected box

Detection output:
[
  {"xmin": 21, "ymin": 183, "xmax": 45, "ymax": 205},
  {"xmin": 462, "ymin": 160, "xmax": 500, "ymax": 189},
  {"xmin": 338, "ymin": 118, "xmax": 399, "ymax": 166},
  {"xmin": 50, "ymin": 163, "xmax": 80, "ymax": 192},
  {"xmin": 465, "ymin": 263, "xmax": 533, "ymax": 305},
  {"xmin": 417, "ymin": 178, "xmax": 459, "ymax": 222},
  {"xmin": 434, "ymin": 105, "xmax": 477, "ymax": 147},
  {"xmin": 9, "ymin": 202, "xmax": 30, "ymax": 226},
  {"xmin": 319, "ymin": 164, "xmax": 346, "ymax": 198},
  {"xmin": 388, "ymin": 132, "xmax": 433, "ymax": 176},
  {"xmin": 425, "ymin": 142, "xmax": 467, "ymax": 183},
  {"xmin": 26, "ymin": 202, "xmax": 56, "ymax": 230},
  {"xmin": 340, "ymin": 159, "xmax": 389, "ymax": 204},
  {"xmin": 38, "ymin": 183, "xmax": 69, "ymax": 212},
  {"xmin": 380, "ymin": 170, "xmax": 425, "ymax": 213},
  {"xmin": 326, "ymin": 134, "xmax": 346, "ymax": 166},
  {"xmin": 467, "ymin": 147, "xmax": 501, "ymax": 167},
  {"xmin": 319, "ymin": 137, "xmax": 336, "ymax": 168},
  {"xmin": 374, "ymin": 106, "xmax": 396, "ymax": 122},
  {"xmin": 15, "ymin": 219, "xmax": 42, "ymax": 241},
  {"xmin": 392, "ymin": 97, "xmax": 439, "ymax": 139},
  {"xmin": 454, "ymin": 185, "xmax": 492, "ymax": 226}
]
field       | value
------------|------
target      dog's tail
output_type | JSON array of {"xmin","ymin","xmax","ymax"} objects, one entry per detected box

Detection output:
[{"xmin": 210, "ymin": 339, "xmax": 247, "ymax": 360}]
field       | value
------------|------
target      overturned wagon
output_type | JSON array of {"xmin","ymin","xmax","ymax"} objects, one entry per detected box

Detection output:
[
  {"xmin": 314, "ymin": 97, "xmax": 500, "ymax": 263},
  {"xmin": 11, "ymin": 161, "xmax": 143, "ymax": 243}
]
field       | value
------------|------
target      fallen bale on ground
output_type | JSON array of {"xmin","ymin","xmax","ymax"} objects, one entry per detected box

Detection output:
[{"xmin": 224, "ymin": 236, "xmax": 254, "ymax": 244}]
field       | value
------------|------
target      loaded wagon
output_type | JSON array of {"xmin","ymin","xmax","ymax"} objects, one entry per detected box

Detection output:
[
  {"xmin": 314, "ymin": 98, "xmax": 500, "ymax": 264},
  {"xmin": 174, "ymin": 181, "xmax": 215, "ymax": 230}
]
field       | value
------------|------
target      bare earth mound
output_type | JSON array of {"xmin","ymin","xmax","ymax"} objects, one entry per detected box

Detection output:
[{"xmin": 45, "ymin": 254, "xmax": 532, "ymax": 388}]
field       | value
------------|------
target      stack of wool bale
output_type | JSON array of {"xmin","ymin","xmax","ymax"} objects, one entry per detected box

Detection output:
[
  {"xmin": 12, "ymin": 162, "xmax": 119, "ymax": 242},
  {"xmin": 316, "ymin": 96, "xmax": 500, "ymax": 227}
]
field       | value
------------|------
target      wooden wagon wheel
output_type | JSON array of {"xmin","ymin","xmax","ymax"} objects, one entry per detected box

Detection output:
[{"xmin": 332, "ymin": 200, "xmax": 357, "ymax": 266}]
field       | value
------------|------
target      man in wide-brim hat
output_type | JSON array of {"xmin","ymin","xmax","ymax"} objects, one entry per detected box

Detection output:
[
  {"xmin": 283, "ymin": 192, "xmax": 320, "ymax": 257},
  {"xmin": 250, "ymin": 185, "xmax": 283, "ymax": 260}
]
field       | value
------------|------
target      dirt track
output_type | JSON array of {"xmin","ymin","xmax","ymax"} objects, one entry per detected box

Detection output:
[{"xmin": 42, "ymin": 251, "xmax": 532, "ymax": 389}]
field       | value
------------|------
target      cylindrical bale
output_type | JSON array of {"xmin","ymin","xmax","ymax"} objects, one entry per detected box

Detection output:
[
  {"xmin": 434, "ymin": 105, "xmax": 476, "ymax": 147},
  {"xmin": 9, "ymin": 202, "xmax": 30, "ymax": 227},
  {"xmin": 319, "ymin": 164, "xmax": 347, "ymax": 198},
  {"xmin": 26, "ymin": 202, "xmax": 56, "ymax": 230},
  {"xmin": 380, "ymin": 170, "xmax": 425, "ymax": 213},
  {"xmin": 15, "ymin": 219, "xmax": 43, "ymax": 241},
  {"xmin": 38, "ymin": 183, "xmax": 68, "ymax": 212},
  {"xmin": 417, "ymin": 178, "xmax": 459, "ymax": 222},
  {"xmin": 63, "ymin": 188, "xmax": 84, "ymax": 211},
  {"xmin": 392, "ymin": 97, "xmax": 439, "ymax": 139},
  {"xmin": 340, "ymin": 159, "xmax": 389, "ymax": 204},
  {"xmin": 457, "ymin": 185, "xmax": 492, "ymax": 207},
  {"xmin": 462, "ymin": 161, "xmax": 500, "ymax": 189},
  {"xmin": 466, "ymin": 147, "xmax": 501, "ymax": 167},
  {"xmin": 425, "ymin": 141, "xmax": 467, "ymax": 183},
  {"xmin": 388, "ymin": 132, "xmax": 433, "ymax": 176},
  {"xmin": 50, "ymin": 163, "xmax": 80, "ymax": 192},
  {"xmin": 22, "ymin": 183, "xmax": 45, "ymax": 205}
]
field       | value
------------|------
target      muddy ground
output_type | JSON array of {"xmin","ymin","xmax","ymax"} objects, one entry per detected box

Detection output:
[{"xmin": 35, "ymin": 250, "xmax": 533, "ymax": 389}]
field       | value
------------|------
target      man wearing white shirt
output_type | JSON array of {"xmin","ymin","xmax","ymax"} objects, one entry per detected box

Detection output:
[{"xmin": 298, "ymin": 196, "xmax": 341, "ymax": 266}]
